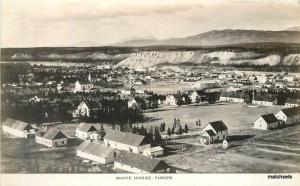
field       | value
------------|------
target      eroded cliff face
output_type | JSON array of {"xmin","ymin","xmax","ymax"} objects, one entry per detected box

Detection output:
[
  {"xmin": 282, "ymin": 54, "xmax": 300, "ymax": 65},
  {"xmin": 117, "ymin": 51, "xmax": 300, "ymax": 68},
  {"xmin": 5, "ymin": 50, "xmax": 300, "ymax": 67},
  {"xmin": 8, "ymin": 52, "xmax": 130, "ymax": 61}
]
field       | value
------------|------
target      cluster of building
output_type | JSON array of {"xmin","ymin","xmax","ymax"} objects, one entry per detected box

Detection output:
[
  {"xmin": 253, "ymin": 106, "xmax": 300, "ymax": 130},
  {"xmin": 2, "ymin": 119, "xmax": 171, "ymax": 173},
  {"xmin": 76, "ymin": 129, "xmax": 170, "ymax": 173}
]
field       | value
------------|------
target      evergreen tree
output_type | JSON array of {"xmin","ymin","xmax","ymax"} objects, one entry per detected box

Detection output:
[
  {"xmin": 154, "ymin": 127, "xmax": 161, "ymax": 143},
  {"xmin": 167, "ymin": 127, "xmax": 172, "ymax": 137},
  {"xmin": 171, "ymin": 126, "xmax": 175, "ymax": 135},
  {"xmin": 184, "ymin": 124, "xmax": 188, "ymax": 133},
  {"xmin": 99, "ymin": 124, "xmax": 106, "ymax": 140}
]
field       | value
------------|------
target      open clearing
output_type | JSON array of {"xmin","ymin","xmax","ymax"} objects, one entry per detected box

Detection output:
[{"xmin": 141, "ymin": 103, "xmax": 281, "ymax": 131}]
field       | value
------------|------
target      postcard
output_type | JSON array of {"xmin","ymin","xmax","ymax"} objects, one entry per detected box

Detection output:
[{"xmin": 1, "ymin": 0, "xmax": 300, "ymax": 186}]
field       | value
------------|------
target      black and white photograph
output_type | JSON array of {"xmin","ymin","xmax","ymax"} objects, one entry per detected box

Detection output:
[{"xmin": 0, "ymin": 0, "xmax": 300, "ymax": 185}]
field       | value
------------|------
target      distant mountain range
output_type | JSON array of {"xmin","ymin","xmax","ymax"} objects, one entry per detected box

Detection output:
[{"xmin": 113, "ymin": 29, "xmax": 300, "ymax": 47}]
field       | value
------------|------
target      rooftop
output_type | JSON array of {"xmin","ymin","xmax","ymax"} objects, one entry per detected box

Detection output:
[
  {"xmin": 77, "ymin": 141, "xmax": 116, "ymax": 158},
  {"xmin": 2, "ymin": 118, "xmax": 32, "ymax": 131},
  {"xmin": 260, "ymin": 113, "xmax": 278, "ymax": 123},
  {"xmin": 115, "ymin": 150, "xmax": 169, "ymax": 173},
  {"xmin": 77, "ymin": 123, "xmax": 98, "ymax": 132},
  {"xmin": 104, "ymin": 130, "xmax": 150, "ymax": 147},
  {"xmin": 36, "ymin": 127, "xmax": 67, "ymax": 140},
  {"xmin": 205, "ymin": 120, "xmax": 228, "ymax": 132},
  {"xmin": 281, "ymin": 106, "xmax": 300, "ymax": 117}
]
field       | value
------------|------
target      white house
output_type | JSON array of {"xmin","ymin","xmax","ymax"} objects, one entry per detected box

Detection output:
[
  {"xmin": 74, "ymin": 101, "xmax": 90, "ymax": 117},
  {"xmin": 285, "ymin": 99, "xmax": 300, "ymax": 108},
  {"xmin": 77, "ymin": 141, "xmax": 117, "ymax": 165},
  {"xmin": 73, "ymin": 101, "xmax": 101, "ymax": 118},
  {"xmin": 253, "ymin": 113, "xmax": 280, "ymax": 130},
  {"xmin": 73, "ymin": 80, "xmax": 93, "ymax": 93},
  {"xmin": 165, "ymin": 95, "xmax": 177, "ymax": 106},
  {"xmin": 189, "ymin": 91, "xmax": 199, "ymax": 103},
  {"xmin": 114, "ymin": 151, "xmax": 171, "ymax": 173},
  {"xmin": 35, "ymin": 127, "xmax": 68, "ymax": 147},
  {"xmin": 275, "ymin": 107, "xmax": 300, "ymax": 125},
  {"xmin": 75, "ymin": 123, "xmax": 98, "ymax": 140},
  {"xmin": 104, "ymin": 130, "xmax": 151, "ymax": 154},
  {"xmin": 2, "ymin": 118, "xmax": 36, "ymax": 138},
  {"xmin": 199, "ymin": 120, "xmax": 229, "ymax": 144}
]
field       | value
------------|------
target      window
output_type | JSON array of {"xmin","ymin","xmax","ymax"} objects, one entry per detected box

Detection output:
[{"xmin": 62, "ymin": 141, "xmax": 64, "ymax": 145}]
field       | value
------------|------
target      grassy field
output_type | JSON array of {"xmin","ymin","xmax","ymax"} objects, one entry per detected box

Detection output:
[{"xmin": 141, "ymin": 103, "xmax": 281, "ymax": 131}]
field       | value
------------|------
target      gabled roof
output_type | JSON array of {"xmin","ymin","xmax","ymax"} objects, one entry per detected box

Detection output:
[
  {"xmin": 203, "ymin": 129, "xmax": 216, "ymax": 137},
  {"xmin": 37, "ymin": 127, "xmax": 67, "ymax": 140},
  {"xmin": 77, "ymin": 141, "xmax": 115, "ymax": 157},
  {"xmin": 77, "ymin": 123, "xmax": 98, "ymax": 132},
  {"xmin": 104, "ymin": 130, "xmax": 150, "ymax": 146},
  {"xmin": 115, "ymin": 151, "xmax": 169, "ymax": 173},
  {"xmin": 205, "ymin": 120, "xmax": 228, "ymax": 132},
  {"xmin": 2, "ymin": 118, "xmax": 32, "ymax": 131},
  {"xmin": 260, "ymin": 113, "xmax": 278, "ymax": 123},
  {"xmin": 280, "ymin": 106, "xmax": 300, "ymax": 117}
]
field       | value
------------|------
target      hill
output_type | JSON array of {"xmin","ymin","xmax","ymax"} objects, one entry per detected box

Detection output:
[{"xmin": 113, "ymin": 29, "xmax": 300, "ymax": 46}]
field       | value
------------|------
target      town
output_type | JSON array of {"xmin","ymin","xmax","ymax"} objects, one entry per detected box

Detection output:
[{"xmin": 1, "ymin": 61, "xmax": 300, "ymax": 173}]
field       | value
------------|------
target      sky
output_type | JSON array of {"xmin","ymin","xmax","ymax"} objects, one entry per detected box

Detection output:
[{"xmin": 1, "ymin": 0, "xmax": 300, "ymax": 47}]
